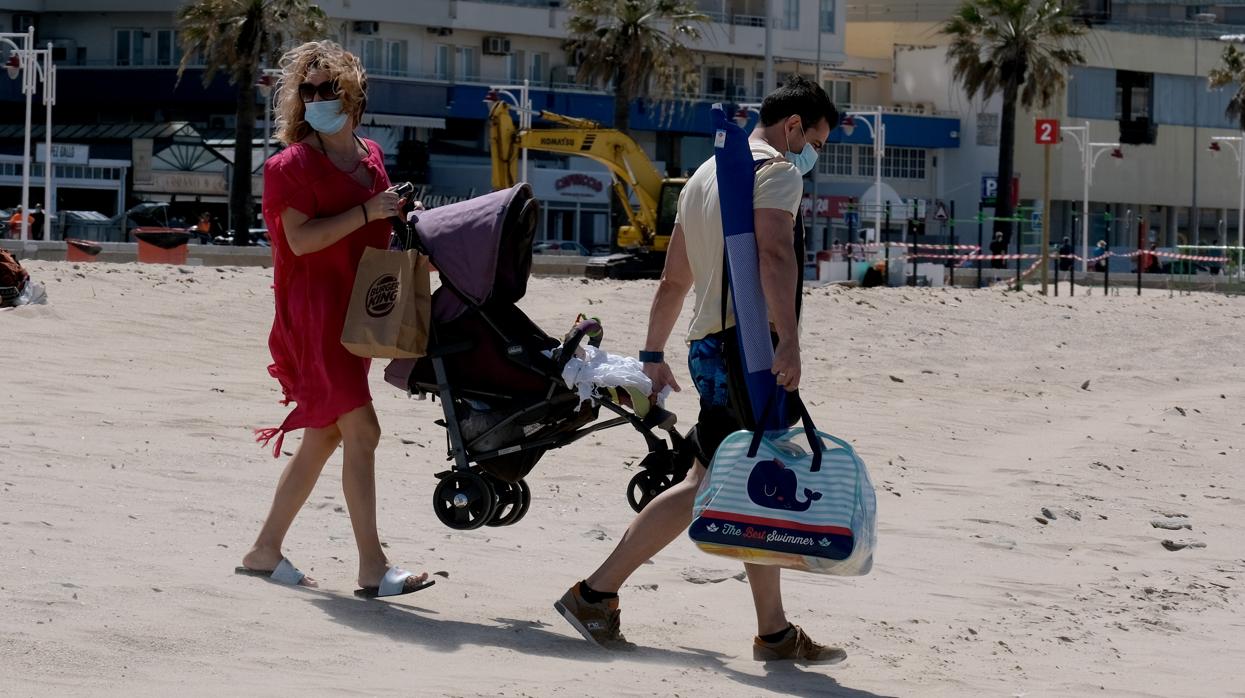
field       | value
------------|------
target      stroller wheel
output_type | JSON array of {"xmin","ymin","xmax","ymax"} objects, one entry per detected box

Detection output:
[
  {"xmin": 627, "ymin": 470, "xmax": 676, "ymax": 513},
  {"xmin": 486, "ymin": 478, "xmax": 532, "ymax": 527},
  {"xmin": 433, "ymin": 472, "xmax": 496, "ymax": 530}
]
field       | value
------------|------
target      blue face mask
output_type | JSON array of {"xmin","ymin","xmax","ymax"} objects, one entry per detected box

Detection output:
[
  {"xmin": 304, "ymin": 98, "xmax": 350, "ymax": 135},
  {"xmin": 784, "ymin": 120, "xmax": 818, "ymax": 175}
]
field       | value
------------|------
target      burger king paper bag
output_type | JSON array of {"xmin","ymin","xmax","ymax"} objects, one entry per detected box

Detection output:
[{"xmin": 341, "ymin": 247, "xmax": 431, "ymax": 359}]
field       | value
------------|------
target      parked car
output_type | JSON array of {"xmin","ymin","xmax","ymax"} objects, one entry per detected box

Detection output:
[{"xmin": 533, "ymin": 240, "xmax": 590, "ymax": 256}]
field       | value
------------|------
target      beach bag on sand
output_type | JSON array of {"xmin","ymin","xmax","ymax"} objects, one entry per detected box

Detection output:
[
  {"xmin": 1, "ymin": 248, "xmax": 29, "ymax": 307},
  {"xmin": 689, "ymin": 395, "xmax": 877, "ymax": 576},
  {"xmin": 342, "ymin": 247, "xmax": 432, "ymax": 358}
]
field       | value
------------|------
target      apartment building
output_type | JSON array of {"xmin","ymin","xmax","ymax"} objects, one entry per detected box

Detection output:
[
  {"xmin": 2, "ymin": 0, "xmax": 908, "ymax": 248},
  {"xmin": 845, "ymin": 0, "xmax": 1245, "ymax": 251}
]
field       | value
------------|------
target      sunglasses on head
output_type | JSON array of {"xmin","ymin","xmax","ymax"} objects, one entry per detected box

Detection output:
[{"xmin": 298, "ymin": 80, "xmax": 338, "ymax": 103}]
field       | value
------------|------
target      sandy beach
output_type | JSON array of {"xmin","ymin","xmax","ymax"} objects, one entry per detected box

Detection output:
[{"xmin": 2, "ymin": 260, "xmax": 1242, "ymax": 697}]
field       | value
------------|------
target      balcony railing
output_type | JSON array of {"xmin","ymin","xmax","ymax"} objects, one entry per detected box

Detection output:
[
  {"xmin": 462, "ymin": 0, "xmax": 565, "ymax": 7},
  {"xmin": 698, "ymin": 10, "xmax": 771, "ymax": 27}
]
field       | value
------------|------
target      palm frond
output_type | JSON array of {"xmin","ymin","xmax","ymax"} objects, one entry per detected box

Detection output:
[
  {"xmin": 1209, "ymin": 45, "xmax": 1245, "ymax": 131},
  {"xmin": 941, "ymin": 0, "xmax": 1085, "ymax": 109},
  {"xmin": 566, "ymin": 0, "xmax": 709, "ymax": 129},
  {"xmin": 176, "ymin": 0, "xmax": 327, "ymax": 86}
]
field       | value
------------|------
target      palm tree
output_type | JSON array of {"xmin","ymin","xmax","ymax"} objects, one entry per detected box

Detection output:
[
  {"xmin": 176, "ymin": 0, "xmax": 327, "ymax": 245},
  {"xmin": 1209, "ymin": 44, "xmax": 1245, "ymax": 131},
  {"xmin": 943, "ymin": 0, "xmax": 1085, "ymax": 245},
  {"xmin": 566, "ymin": 0, "xmax": 708, "ymax": 135}
]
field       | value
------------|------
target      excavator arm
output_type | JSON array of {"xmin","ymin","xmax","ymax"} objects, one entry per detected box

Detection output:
[{"xmin": 488, "ymin": 100, "xmax": 668, "ymax": 249}]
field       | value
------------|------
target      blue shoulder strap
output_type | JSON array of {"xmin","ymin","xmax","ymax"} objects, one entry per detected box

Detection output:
[{"xmin": 711, "ymin": 104, "xmax": 786, "ymax": 431}]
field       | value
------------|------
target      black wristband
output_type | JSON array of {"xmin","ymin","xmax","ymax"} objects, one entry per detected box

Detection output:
[
  {"xmin": 361, "ymin": 204, "xmax": 368, "ymax": 225},
  {"xmin": 639, "ymin": 350, "xmax": 664, "ymax": 364}
]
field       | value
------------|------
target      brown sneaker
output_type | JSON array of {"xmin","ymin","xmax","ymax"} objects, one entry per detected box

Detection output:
[
  {"xmin": 753, "ymin": 624, "xmax": 847, "ymax": 664},
  {"xmin": 554, "ymin": 583, "xmax": 633, "ymax": 648}
]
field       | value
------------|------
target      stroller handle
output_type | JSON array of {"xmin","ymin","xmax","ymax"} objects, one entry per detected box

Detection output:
[{"xmin": 555, "ymin": 318, "xmax": 603, "ymax": 373}]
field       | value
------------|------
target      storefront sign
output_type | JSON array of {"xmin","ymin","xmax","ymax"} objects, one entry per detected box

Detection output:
[
  {"xmin": 135, "ymin": 171, "xmax": 228, "ymax": 196},
  {"xmin": 529, "ymin": 169, "xmax": 611, "ymax": 204},
  {"xmin": 800, "ymin": 194, "xmax": 855, "ymax": 220},
  {"xmin": 36, "ymin": 142, "xmax": 89, "ymax": 165},
  {"xmin": 132, "ymin": 139, "xmax": 154, "ymax": 185}
]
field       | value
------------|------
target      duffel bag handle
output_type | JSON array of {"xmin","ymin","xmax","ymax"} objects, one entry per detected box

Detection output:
[{"xmin": 746, "ymin": 390, "xmax": 824, "ymax": 473}]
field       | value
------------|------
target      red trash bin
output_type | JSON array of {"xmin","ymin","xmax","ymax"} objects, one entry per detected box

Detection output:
[
  {"xmin": 65, "ymin": 239, "xmax": 103, "ymax": 263},
  {"xmin": 132, "ymin": 228, "xmax": 190, "ymax": 265}
]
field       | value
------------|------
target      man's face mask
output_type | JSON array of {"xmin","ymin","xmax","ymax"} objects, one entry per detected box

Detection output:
[{"xmin": 783, "ymin": 118, "xmax": 818, "ymax": 176}]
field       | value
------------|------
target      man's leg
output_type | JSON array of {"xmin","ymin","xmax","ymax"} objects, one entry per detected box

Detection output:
[
  {"xmin": 585, "ymin": 463, "xmax": 705, "ymax": 592},
  {"xmin": 744, "ymin": 563, "xmax": 789, "ymax": 636}
]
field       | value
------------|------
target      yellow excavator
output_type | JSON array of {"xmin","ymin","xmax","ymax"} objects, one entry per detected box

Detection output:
[{"xmin": 487, "ymin": 99, "xmax": 686, "ymax": 276}]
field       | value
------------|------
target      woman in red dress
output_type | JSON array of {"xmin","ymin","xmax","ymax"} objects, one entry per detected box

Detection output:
[{"xmin": 238, "ymin": 41, "xmax": 431, "ymax": 598}]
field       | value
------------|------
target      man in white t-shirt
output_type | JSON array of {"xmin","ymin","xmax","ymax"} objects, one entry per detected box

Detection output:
[{"xmin": 557, "ymin": 76, "xmax": 845, "ymax": 663}]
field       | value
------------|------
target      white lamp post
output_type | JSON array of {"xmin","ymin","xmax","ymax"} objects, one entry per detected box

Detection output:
[
  {"xmin": 483, "ymin": 80, "xmax": 532, "ymax": 182},
  {"xmin": 1061, "ymin": 120, "xmax": 1122, "ymax": 273},
  {"xmin": 1209, "ymin": 136, "xmax": 1245, "ymax": 280},
  {"xmin": 3, "ymin": 28, "xmax": 56, "ymax": 242},
  {"xmin": 839, "ymin": 110, "xmax": 885, "ymax": 233}
]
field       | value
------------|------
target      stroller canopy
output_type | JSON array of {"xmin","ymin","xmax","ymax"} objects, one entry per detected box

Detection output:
[{"xmin": 412, "ymin": 183, "xmax": 538, "ymax": 322}]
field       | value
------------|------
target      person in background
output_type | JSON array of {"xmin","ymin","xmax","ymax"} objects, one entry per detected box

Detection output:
[
  {"xmin": 1092, "ymin": 239, "xmax": 1109, "ymax": 273},
  {"xmin": 8, "ymin": 205, "xmax": 28, "ymax": 239},
  {"xmin": 831, "ymin": 238, "xmax": 844, "ymax": 262},
  {"xmin": 1057, "ymin": 236, "xmax": 1073, "ymax": 272},
  {"xmin": 989, "ymin": 231, "xmax": 1006, "ymax": 269},
  {"xmin": 190, "ymin": 212, "xmax": 217, "ymax": 244},
  {"xmin": 30, "ymin": 204, "xmax": 45, "ymax": 241}
]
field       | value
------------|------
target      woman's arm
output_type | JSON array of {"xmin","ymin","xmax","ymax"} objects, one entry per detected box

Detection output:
[{"xmin": 280, "ymin": 189, "xmax": 399, "ymax": 256}]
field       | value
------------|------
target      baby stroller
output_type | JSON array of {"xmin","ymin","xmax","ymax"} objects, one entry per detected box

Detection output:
[{"xmin": 384, "ymin": 183, "xmax": 691, "ymax": 530}]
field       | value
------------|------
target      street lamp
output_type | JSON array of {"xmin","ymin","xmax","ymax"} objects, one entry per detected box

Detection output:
[
  {"xmin": 483, "ymin": 80, "xmax": 532, "ymax": 182},
  {"xmin": 1209, "ymin": 135, "xmax": 1245, "ymax": 280},
  {"xmin": 256, "ymin": 68, "xmax": 281, "ymax": 165},
  {"xmin": 839, "ymin": 110, "xmax": 885, "ymax": 235},
  {"xmin": 1061, "ymin": 121, "xmax": 1122, "ymax": 273},
  {"xmin": 2, "ymin": 27, "xmax": 56, "ymax": 242}
]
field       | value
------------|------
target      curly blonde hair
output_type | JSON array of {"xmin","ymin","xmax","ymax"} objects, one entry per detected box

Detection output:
[{"xmin": 274, "ymin": 40, "xmax": 368, "ymax": 145}]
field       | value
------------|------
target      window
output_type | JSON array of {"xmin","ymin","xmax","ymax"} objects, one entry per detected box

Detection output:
[
  {"xmin": 754, "ymin": 71, "xmax": 765, "ymax": 100},
  {"xmin": 506, "ymin": 50, "xmax": 526, "ymax": 82},
  {"xmin": 385, "ymin": 40, "xmax": 408, "ymax": 76},
  {"xmin": 155, "ymin": 29, "xmax": 181, "ymax": 66},
  {"xmin": 976, "ymin": 113, "xmax": 999, "ymax": 146},
  {"xmin": 823, "ymin": 79, "xmax": 851, "ymax": 106},
  {"xmin": 705, "ymin": 66, "xmax": 746, "ymax": 97},
  {"xmin": 359, "ymin": 38, "xmax": 382, "ymax": 73},
  {"xmin": 858, "ymin": 145, "xmax": 874, "ymax": 177},
  {"xmin": 820, "ymin": 0, "xmax": 835, "ymax": 31},
  {"xmin": 1115, "ymin": 70, "xmax": 1155, "ymax": 145},
  {"xmin": 434, "ymin": 45, "xmax": 450, "ymax": 80},
  {"xmin": 817, "ymin": 144, "xmax": 853, "ymax": 176},
  {"xmin": 882, "ymin": 147, "xmax": 926, "ymax": 179},
  {"xmin": 783, "ymin": 0, "xmax": 799, "ymax": 29},
  {"xmin": 457, "ymin": 46, "xmax": 477, "ymax": 81},
  {"xmin": 115, "ymin": 29, "xmax": 144, "ymax": 66},
  {"xmin": 530, "ymin": 52, "xmax": 548, "ymax": 85}
]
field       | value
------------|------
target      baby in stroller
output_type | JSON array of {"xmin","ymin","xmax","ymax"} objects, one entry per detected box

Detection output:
[{"xmin": 383, "ymin": 183, "xmax": 691, "ymax": 530}]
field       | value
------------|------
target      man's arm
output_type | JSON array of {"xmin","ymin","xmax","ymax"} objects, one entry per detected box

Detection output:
[
  {"xmin": 755, "ymin": 207, "xmax": 801, "ymax": 391},
  {"xmin": 641, "ymin": 223, "xmax": 694, "ymax": 395}
]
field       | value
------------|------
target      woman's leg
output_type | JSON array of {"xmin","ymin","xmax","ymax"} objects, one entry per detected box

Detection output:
[
  {"xmin": 337, "ymin": 403, "xmax": 428, "ymax": 589},
  {"xmin": 242, "ymin": 424, "xmax": 342, "ymax": 585}
]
